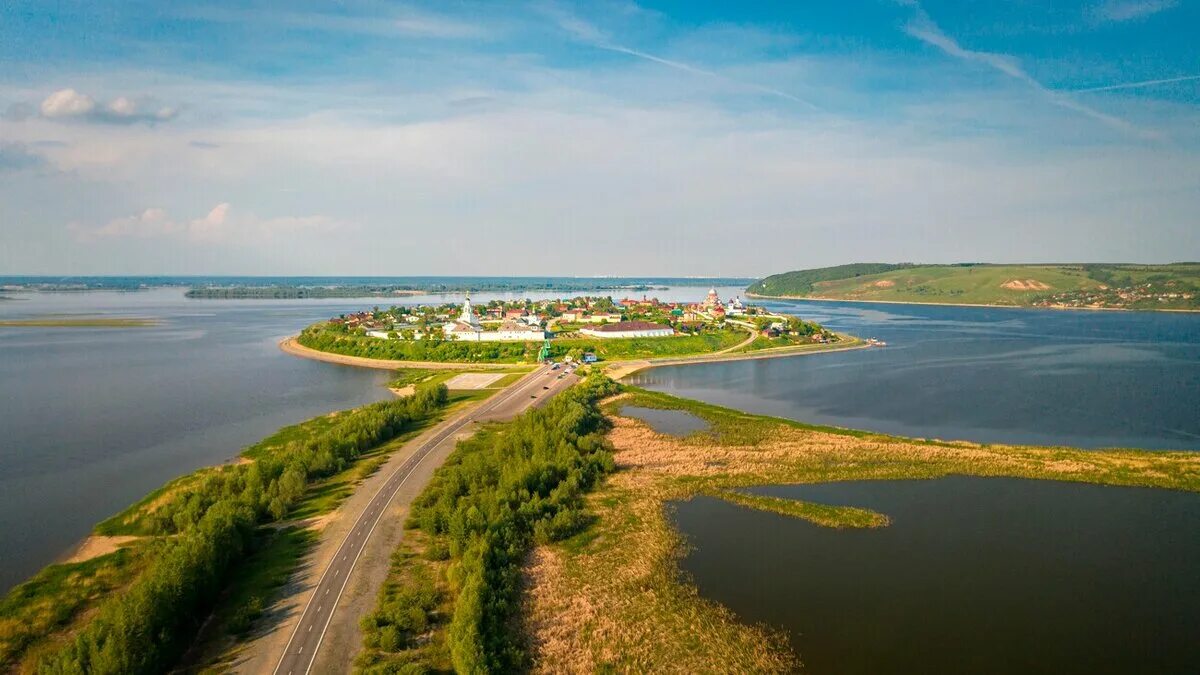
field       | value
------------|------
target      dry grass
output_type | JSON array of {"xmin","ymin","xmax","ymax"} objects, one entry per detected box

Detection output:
[{"xmin": 519, "ymin": 389, "xmax": 1200, "ymax": 673}]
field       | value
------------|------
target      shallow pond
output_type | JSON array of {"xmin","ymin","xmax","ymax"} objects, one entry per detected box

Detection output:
[
  {"xmin": 619, "ymin": 405, "xmax": 709, "ymax": 436},
  {"xmin": 671, "ymin": 477, "xmax": 1200, "ymax": 675}
]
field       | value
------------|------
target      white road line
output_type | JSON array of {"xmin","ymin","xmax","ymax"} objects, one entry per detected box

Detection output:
[{"xmin": 273, "ymin": 366, "xmax": 551, "ymax": 675}]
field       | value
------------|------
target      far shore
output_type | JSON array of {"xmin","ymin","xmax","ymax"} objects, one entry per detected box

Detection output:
[{"xmin": 746, "ymin": 291, "xmax": 1200, "ymax": 313}]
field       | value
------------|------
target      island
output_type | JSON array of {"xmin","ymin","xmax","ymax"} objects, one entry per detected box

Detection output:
[
  {"xmin": 289, "ymin": 288, "xmax": 860, "ymax": 371},
  {"xmin": 749, "ymin": 262, "xmax": 1200, "ymax": 311}
]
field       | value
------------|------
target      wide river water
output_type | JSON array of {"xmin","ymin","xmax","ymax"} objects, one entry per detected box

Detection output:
[
  {"xmin": 672, "ymin": 478, "xmax": 1200, "ymax": 675},
  {"xmin": 627, "ymin": 299, "xmax": 1200, "ymax": 450},
  {"xmin": 0, "ymin": 285, "xmax": 745, "ymax": 592}
]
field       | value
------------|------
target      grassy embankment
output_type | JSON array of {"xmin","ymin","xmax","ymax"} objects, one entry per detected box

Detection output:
[
  {"xmin": 515, "ymin": 387, "xmax": 1200, "ymax": 672},
  {"xmin": 299, "ymin": 322, "xmax": 748, "ymax": 364},
  {"xmin": 751, "ymin": 262, "xmax": 1200, "ymax": 310},
  {"xmin": 0, "ymin": 384, "xmax": 458, "ymax": 674},
  {"xmin": 353, "ymin": 374, "xmax": 620, "ymax": 673},
  {"xmin": 0, "ymin": 317, "xmax": 158, "ymax": 327}
]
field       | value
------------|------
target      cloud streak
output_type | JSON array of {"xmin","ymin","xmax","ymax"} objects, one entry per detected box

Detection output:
[
  {"xmin": 554, "ymin": 10, "xmax": 820, "ymax": 110},
  {"xmin": 69, "ymin": 204, "xmax": 345, "ymax": 244},
  {"xmin": 899, "ymin": 1, "xmax": 1152, "ymax": 138},
  {"xmin": 1089, "ymin": 0, "xmax": 1179, "ymax": 23},
  {"xmin": 1073, "ymin": 73, "xmax": 1200, "ymax": 93}
]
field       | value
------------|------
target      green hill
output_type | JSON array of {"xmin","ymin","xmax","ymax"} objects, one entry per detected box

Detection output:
[{"xmin": 749, "ymin": 263, "xmax": 1200, "ymax": 311}]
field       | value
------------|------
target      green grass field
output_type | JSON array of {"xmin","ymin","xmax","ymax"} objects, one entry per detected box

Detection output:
[
  {"xmin": 554, "ymin": 328, "xmax": 747, "ymax": 361},
  {"xmin": 751, "ymin": 263, "xmax": 1200, "ymax": 310}
]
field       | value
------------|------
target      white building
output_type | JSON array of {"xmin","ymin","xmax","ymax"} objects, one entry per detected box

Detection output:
[
  {"xmin": 579, "ymin": 321, "xmax": 674, "ymax": 339},
  {"xmin": 726, "ymin": 296, "xmax": 746, "ymax": 316},
  {"xmin": 444, "ymin": 296, "xmax": 547, "ymax": 341}
]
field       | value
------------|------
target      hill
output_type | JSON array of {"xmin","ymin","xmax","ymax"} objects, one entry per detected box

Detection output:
[{"xmin": 749, "ymin": 263, "xmax": 1200, "ymax": 311}]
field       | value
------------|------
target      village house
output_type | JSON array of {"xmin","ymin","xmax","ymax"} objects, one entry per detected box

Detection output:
[{"xmin": 579, "ymin": 320, "xmax": 674, "ymax": 339}]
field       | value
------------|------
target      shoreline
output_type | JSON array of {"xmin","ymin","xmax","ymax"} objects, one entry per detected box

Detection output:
[
  {"xmin": 604, "ymin": 336, "xmax": 869, "ymax": 380},
  {"xmin": 278, "ymin": 336, "xmax": 526, "ymax": 370},
  {"xmin": 281, "ymin": 333, "xmax": 869, "ymax": 378},
  {"xmin": 745, "ymin": 291, "xmax": 1200, "ymax": 313}
]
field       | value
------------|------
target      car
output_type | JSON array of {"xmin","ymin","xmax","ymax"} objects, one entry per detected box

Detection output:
[
  {"xmin": 530, "ymin": 394, "xmax": 537, "ymax": 399},
  {"xmin": 543, "ymin": 385, "xmax": 550, "ymax": 390}
]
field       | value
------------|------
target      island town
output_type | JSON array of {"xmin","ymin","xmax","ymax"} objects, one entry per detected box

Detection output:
[{"xmin": 301, "ymin": 287, "xmax": 846, "ymax": 366}]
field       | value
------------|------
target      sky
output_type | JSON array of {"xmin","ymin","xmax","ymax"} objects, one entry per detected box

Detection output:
[{"xmin": 1, "ymin": 0, "xmax": 1197, "ymax": 276}]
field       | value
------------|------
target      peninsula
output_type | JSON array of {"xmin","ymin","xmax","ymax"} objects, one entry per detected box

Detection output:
[{"xmin": 750, "ymin": 263, "xmax": 1200, "ymax": 311}]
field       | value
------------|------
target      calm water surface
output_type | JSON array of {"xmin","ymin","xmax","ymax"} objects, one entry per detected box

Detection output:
[
  {"xmin": 628, "ymin": 300, "xmax": 1200, "ymax": 450},
  {"xmin": 673, "ymin": 478, "xmax": 1200, "ymax": 675},
  {"xmin": 619, "ymin": 405, "xmax": 709, "ymax": 436},
  {"xmin": 0, "ymin": 285, "xmax": 740, "ymax": 592}
]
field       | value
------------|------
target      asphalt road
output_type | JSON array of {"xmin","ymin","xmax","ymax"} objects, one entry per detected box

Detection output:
[{"xmin": 272, "ymin": 363, "xmax": 578, "ymax": 675}]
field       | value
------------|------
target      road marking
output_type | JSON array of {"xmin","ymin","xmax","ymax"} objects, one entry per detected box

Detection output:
[{"xmin": 273, "ymin": 366, "xmax": 555, "ymax": 675}]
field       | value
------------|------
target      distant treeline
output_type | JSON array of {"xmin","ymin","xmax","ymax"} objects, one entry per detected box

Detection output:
[
  {"xmin": 358, "ymin": 374, "xmax": 619, "ymax": 672},
  {"xmin": 186, "ymin": 283, "xmax": 684, "ymax": 299},
  {"xmin": 750, "ymin": 263, "xmax": 915, "ymax": 296},
  {"xmin": 186, "ymin": 286, "xmax": 426, "ymax": 299},
  {"xmin": 34, "ymin": 384, "xmax": 450, "ymax": 674}
]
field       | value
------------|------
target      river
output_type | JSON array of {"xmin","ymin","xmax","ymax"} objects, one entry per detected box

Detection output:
[
  {"xmin": 0, "ymin": 284, "xmax": 743, "ymax": 592},
  {"xmin": 627, "ymin": 299, "xmax": 1200, "ymax": 450}
]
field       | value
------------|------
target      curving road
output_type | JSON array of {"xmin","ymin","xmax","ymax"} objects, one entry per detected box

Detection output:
[{"xmin": 272, "ymin": 363, "xmax": 578, "ymax": 675}]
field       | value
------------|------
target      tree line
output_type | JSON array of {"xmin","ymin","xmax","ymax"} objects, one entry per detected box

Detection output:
[
  {"xmin": 358, "ymin": 374, "xmax": 620, "ymax": 673},
  {"xmin": 36, "ymin": 384, "xmax": 450, "ymax": 674}
]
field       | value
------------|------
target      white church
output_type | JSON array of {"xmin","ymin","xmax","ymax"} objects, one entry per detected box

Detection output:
[{"xmin": 443, "ymin": 296, "xmax": 547, "ymax": 342}]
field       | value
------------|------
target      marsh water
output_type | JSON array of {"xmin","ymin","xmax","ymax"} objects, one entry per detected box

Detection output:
[
  {"xmin": 672, "ymin": 478, "xmax": 1200, "ymax": 675},
  {"xmin": 618, "ymin": 405, "xmax": 709, "ymax": 436},
  {"xmin": 627, "ymin": 300, "xmax": 1200, "ymax": 450},
  {"xmin": 0, "ymin": 284, "xmax": 745, "ymax": 592}
]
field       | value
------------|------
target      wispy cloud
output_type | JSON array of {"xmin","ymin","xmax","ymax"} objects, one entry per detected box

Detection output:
[
  {"xmin": 0, "ymin": 143, "xmax": 46, "ymax": 172},
  {"xmin": 180, "ymin": 5, "xmax": 489, "ymax": 39},
  {"xmin": 69, "ymin": 203, "xmax": 345, "ymax": 244},
  {"xmin": 898, "ymin": 1, "xmax": 1153, "ymax": 138},
  {"xmin": 1089, "ymin": 0, "xmax": 1179, "ymax": 23},
  {"xmin": 552, "ymin": 9, "xmax": 820, "ymax": 110},
  {"xmin": 1073, "ymin": 73, "xmax": 1200, "ymax": 93}
]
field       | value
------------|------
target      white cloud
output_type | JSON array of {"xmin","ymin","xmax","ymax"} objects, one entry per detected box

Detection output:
[
  {"xmin": 34, "ymin": 88, "xmax": 178, "ymax": 124},
  {"xmin": 40, "ymin": 89, "xmax": 97, "ymax": 118},
  {"xmin": 1089, "ymin": 0, "xmax": 1179, "ymax": 22}
]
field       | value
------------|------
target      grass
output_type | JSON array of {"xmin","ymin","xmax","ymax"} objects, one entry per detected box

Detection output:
[
  {"xmin": 0, "ymin": 317, "xmax": 159, "ymax": 327},
  {"xmin": 554, "ymin": 328, "xmax": 746, "ymax": 361},
  {"xmin": 0, "ymin": 545, "xmax": 148, "ymax": 670},
  {"xmin": 354, "ymin": 530, "xmax": 455, "ymax": 673},
  {"xmin": 180, "ymin": 527, "xmax": 318, "ymax": 672},
  {"xmin": 713, "ymin": 489, "xmax": 889, "ymax": 528},
  {"xmin": 516, "ymin": 386, "xmax": 1200, "ymax": 672},
  {"xmin": 752, "ymin": 263, "xmax": 1200, "ymax": 310},
  {"xmin": 7, "ymin": 387, "xmax": 489, "ymax": 671}
]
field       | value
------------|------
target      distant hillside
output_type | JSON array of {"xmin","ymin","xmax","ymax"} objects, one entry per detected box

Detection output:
[{"xmin": 749, "ymin": 263, "xmax": 1200, "ymax": 311}]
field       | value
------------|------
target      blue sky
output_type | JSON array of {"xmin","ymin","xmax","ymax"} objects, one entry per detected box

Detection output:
[{"xmin": 1, "ymin": 0, "xmax": 1197, "ymax": 275}]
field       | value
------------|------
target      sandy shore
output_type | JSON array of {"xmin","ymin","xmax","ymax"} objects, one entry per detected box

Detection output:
[
  {"xmin": 278, "ymin": 337, "xmax": 525, "ymax": 370},
  {"xmin": 284, "ymin": 333, "xmax": 868, "ymax": 380},
  {"xmin": 60, "ymin": 535, "xmax": 140, "ymax": 564}
]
